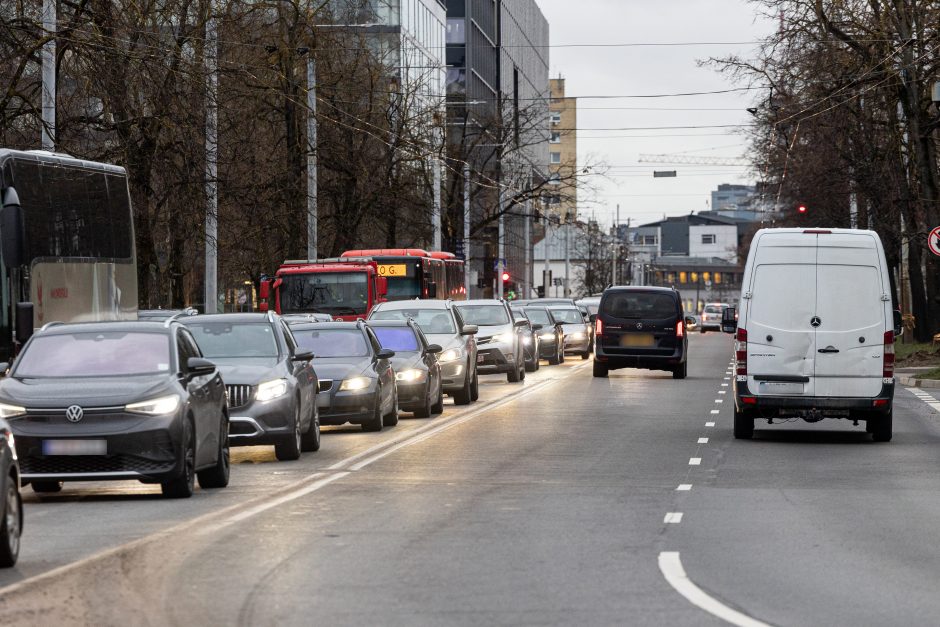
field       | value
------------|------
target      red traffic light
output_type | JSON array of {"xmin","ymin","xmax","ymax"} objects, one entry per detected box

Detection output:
[
  {"xmin": 797, "ymin": 204, "xmax": 807, "ymax": 214},
  {"xmin": 501, "ymin": 271, "xmax": 510, "ymax": 282}
]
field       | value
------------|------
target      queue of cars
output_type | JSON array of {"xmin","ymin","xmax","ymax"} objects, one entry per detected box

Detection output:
[{"xmin": 0, "ymin": 297, "xmax": 594, "ymax": 567}]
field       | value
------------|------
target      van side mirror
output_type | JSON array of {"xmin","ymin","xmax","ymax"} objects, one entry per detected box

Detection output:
[
  {"xmin": 720, "ymin": 307, "xmax": 737, "ymax": 334},
  {"xmin": 893, "ymin": 309, "xmax": 903, "ymax": 337},
  {"xmin": 1, "ymin": 188, "xmax": 25, "ymax": 269},
  {"xmin": 15, "ymin": 302, "xmax": 33, "ymax": 345}
]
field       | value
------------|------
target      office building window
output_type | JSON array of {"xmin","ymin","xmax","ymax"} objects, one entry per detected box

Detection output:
[
  {"xmin": 642, "ymin": 235, "xmax": 657, "ymax": 246},
  {"xmin": 550, "ymin": 111, "xmax": 561, "ymax": 125},
  {"xmin": 550, "ymin": 152, "xmax": 561, "ymax": 164},
  {"xmin": 701, "ymin": 234, "xmax": 716, "ymax": 244}
]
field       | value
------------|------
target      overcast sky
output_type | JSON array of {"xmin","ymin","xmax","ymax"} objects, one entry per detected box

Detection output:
[{"xmin": 535, "ymin": 0, "xmax": 775, "ymax": 227}]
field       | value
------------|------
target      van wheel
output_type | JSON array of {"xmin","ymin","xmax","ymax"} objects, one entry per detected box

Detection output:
[
  {"xmin": 592, "ymin": 361, "xmax": 609, "ymax": 378},
  {"xmin": 672, "ymin": 362, "xmax": 687, "ymax": 380},
  {"xmin": 733, "ymin": 407, "xmax": 754, "ymax": 439},
  {"xmin": 870, "ymin": 410, "xmax": 892, "ymax": 442}
]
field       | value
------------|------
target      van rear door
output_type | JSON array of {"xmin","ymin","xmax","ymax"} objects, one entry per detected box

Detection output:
[{"xmin": 813, "ymin": 240, "xmax": 886, "ymax": 398}]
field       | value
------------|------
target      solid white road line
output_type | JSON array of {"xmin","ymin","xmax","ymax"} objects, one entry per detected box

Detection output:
[
  {"xmin": 659, "ymin": 552, "xmax": 771, "ymax": 627},
  {"xmin": 664, "ymin": 513, "xmax": 683, "ymax": 524},
  {"xmin": 689, "ymin": 458, "xmax": 701, "ymax": 465},
  {"xmin": 705, "ymin": 422, "xmax": 715, "ymax": 427},
  {"xmin": 676, "ymin": 484, "xmax": 692, "ymax": 491},
  {"xmin": 697, "ymin": 437, "xmax": 708, "ymax": 444}
]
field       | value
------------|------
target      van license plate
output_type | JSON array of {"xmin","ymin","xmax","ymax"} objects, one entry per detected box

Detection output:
[
  {"xmin": 620, "ymin": 334, "xmax": 654, "ymax": 347},
  {"xmin": 42, "ymin": 439, "xmax": 107, "ymax": 456},
  {"xmin": 758, "ymin": 382, "xmax": 803, "ymax": 395}
]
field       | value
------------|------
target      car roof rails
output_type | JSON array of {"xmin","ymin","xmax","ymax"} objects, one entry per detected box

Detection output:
[
  {"xmin": 266, "ymin": 310, "xmax": 277, "ymax": 324},
  {"xmin": 39, "ymin": 321, "xmax": 65, "ymax": 333}
]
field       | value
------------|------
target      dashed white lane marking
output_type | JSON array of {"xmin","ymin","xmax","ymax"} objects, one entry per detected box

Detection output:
[
  {"xmin": 664, "ymin": 513, "xmax": 684, "ymax": 524},
  {"xmin": 659, "ymin": 552, "xmax": 771, "ymax": 627},
  {"xmin": 689, "ymin": 458, "xmax": 702, "ymax": 465},
  {"xmin": 705, "ymin": 422, "xmax": 715, "ymax": 427},
  {"xmin": 697, "ymin": 437, "xmax": 709, "ymax": 444},
  {"xmin": 718, "ymin": 390, "xmax": 726, "ymax": 394},
  {"xmin": 715, "ymin": 399, "xmax": 723, "ymax": 403},
  {"xmin": 721, "ymin": 383, "xmax": 729, "ymax": 386},
  {"xmin": 677, "ymin": 484, "xmax": 692, "ymax": 491},
  {"xmin": 723, "ymin": 377, "xmax": 730, "ymax": 381},
  {"xmin": 710, "ymin": 410, "xmax": 720, "ymax": 414}
]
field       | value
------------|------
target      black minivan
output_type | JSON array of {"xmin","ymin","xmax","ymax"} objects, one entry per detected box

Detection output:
[{"xmin": 592, "ymin": 287, "xmax": 691, "ymax": 379}]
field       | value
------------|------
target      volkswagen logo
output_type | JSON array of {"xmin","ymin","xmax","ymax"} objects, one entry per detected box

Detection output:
[
  {"xmin": 65, "ymin": 405, "xmax": 84, "ymax": 423},
  {"xmin": 810, "ymin": 316, "xmax": 822, "ymax": 328},
  {"xmin": 636, "ymin": 322, "xmax": 644, "ymax": 330}
]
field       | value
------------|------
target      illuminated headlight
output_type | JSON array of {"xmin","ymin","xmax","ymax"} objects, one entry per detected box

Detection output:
[
  {"xmin": 256, "ymin": 379, "xmax": 289, "ymax": 402},
  {"xmin": 492, "ymin": 332, "xmax": 514, "ymax": 344},
  {"xmin": 569, "ymin": 332, "xmax": 586, "ymax": 340},
  {"xmin": 0, "ymin": 403, "xmax": 25, "ymax": 420},
  {"xmin": 126, "ymin": 395, "xmax": 181, "ymax": 415},
  {"xmin": 522, "ymin": 337, "xmax": 532, "ymax": 346},
  {"xmin": 539, "ymin": 333, "xmax": 554, "ymax": 340},
  {"xmin": 339, "ymin": 376, "xmax": 371, "ymax": 391},
  {"xmin": 396, "ymin": 369, "xmax": 427, "ymax": 383},
  {"xmin": 439, "ymin": 347, "xmax": 465, "ymax": 362}
]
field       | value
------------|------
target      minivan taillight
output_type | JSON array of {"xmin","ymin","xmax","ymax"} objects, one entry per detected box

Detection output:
[
  {"xmin": 735, "ymin": 328, "xmax": 748, "ymax": 376},
  {"xmin": 595, "ymin": 318, "xmax": 603, "ymax": 337},
  {"xmin": 883, "ymin": 330, "xmax": 894, "ymax": 378},
  {"xmin": 676, "ymin": 320, "xmax": 684, "ymax": 338}
]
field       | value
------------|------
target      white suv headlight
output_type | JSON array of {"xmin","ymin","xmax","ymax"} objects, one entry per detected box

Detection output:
[
  {"xmin": 126, "ymin": 395, "xmax": 181, "ymax": 415},
  {"xmin": 0, "ymin": 403, "xmax": 26, "ymax": 420},
  {"xmin": 256, "ymin": 379, "xmax": 289, "ymax": 402},
  {"xmin": 339, "ymin": 376, "xmax": 371, "ymax": 391}
]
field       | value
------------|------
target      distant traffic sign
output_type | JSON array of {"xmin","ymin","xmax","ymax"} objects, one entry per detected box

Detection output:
[{"xmin": 930, "ymin": 226, "xmax": 940, "ymax": 257}]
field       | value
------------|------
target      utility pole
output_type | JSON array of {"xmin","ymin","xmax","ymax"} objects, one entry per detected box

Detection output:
[
  {"xmin": 41, "ymin": 0, "xmax": 56, "ymax": 150},
  {"xmin": 523, "ymin": 175, "xmax": 531, "ymax": 299},
  {"xmin": 564, "ymin": 220, "xmax": 570, "ymax": 298},
  {"xmin": 306, "ymin": 54, "xmax": 318, "ymax": 260},
  {"xmin": 543, "ymin": 220, "xmax": 550, "ymax": 298},
  {"xmin": 432, "ymin": 156, "xmax": 441, "ymax": 250},
  {"xmin": 204, "ymin": 6, "xmax": 219, "ymax": 313},
  {"xmin": 497, "ymin": 184, "xmax": 505, "ymax": 299},
  {"xmin": 463, "ymin": 160, "xmax": 471, "ymax": 297}
]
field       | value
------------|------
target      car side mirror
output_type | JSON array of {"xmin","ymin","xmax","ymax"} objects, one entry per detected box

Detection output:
[
  {"xmin": 531, "ymin": 323, "xmax": 543, "ymax": 331},
  {"xmin": 589, "ymin": 313, "xmax": 597, "ymax": 323},
  {"xmin": 461, "ymin": 324, "xmax": 478, "ymax": 336},
  {"xmin": 426, "ymin": 344, "xmax": 442, "ymax": 354},
  {"xmin": 513, "ymin": 319, "xmax": 527, "ymax": 328},
  {"xmin": 685, "ymin": 316, "xmax": 695, "ymax": 326},
  {"xmin": 893, "ymin": 309, "xmax": 903, "ymax": 337},
  {"xmin": 376, "ymin": 348, "xmax": 395, "ymax": 359},
  {"xmin": 292, "ymin": 350, "xmax": 314, "ymax": 361},
  {"xmin": 0, "ymin": 363, "xmax": 8, "ymax": 377},
  {"xmin": 721, "ymin": 307, "xmax": 737, "ymax": 334},
  {"xmin": 1, "ymin": 188, "xmax": 25, "ymax": 269},
  {"xmin": 186, "ymin": 357, "xmax": 216, "ymax": 376}
]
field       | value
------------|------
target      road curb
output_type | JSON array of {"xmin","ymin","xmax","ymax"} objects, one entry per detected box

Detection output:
[{"xmin": 898, "ymin": 375, "xmax": 940, "ymax": 389}]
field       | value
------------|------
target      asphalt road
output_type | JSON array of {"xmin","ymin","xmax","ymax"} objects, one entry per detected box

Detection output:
[{"xmin": 1, "ymin": 334, "xmax": 939, "ymax": 625}]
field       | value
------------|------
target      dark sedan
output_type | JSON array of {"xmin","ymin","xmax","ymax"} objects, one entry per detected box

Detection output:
[
  {"xmin": 182, "ymin": 313, "xmax": 319, "ymax": 461},
  {"xmin": 0, "ymin": 418, "xmax": 20, "ymax": 567},
  {"xmin": 523, "ymin": 307, "xmax": 566, "ymax": 365},
  {"xmin": 289, "ymin": 321, "xmax": 398, "ymax": 432},
  {"xmin": 368, "ymin": 320, "xmax": 444, "ymax": 418},
  {"xmin": 0, "ymin": 321, "xmax": 229, "ymax": 498},
  {"xmin": 510, "ymin": 307, "xmax": 541, "ymax": 372}
]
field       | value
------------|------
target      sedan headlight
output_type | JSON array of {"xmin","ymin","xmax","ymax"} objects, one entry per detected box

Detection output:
[
  {"xmin": 0, "ymin": 403, "xmax": 25, "ymax": 420},
  {"xmin": 256, "ymin": 379, "xmax": 289, "ymax": 402},
  {"xmin": 339, "ymin": 376, "xmax": 371, "ymax": 391},
  {"xmin": 539, "ymin": 333, "xmax": 555, "ymax": 340},
  {"xmin": 126, "ymin": 395, "xmax": 181, "ymax": 415},
  {"xmin": 522, "ymin": 336, "xmax": 532, "ymax": 346},
  {"xmin": 396, "ymin": 369, "xmax": 427, "ymax": 383},
  {"xmin": 492, "ymin": 332, "xmax": 514, "ymax": 344},
  {"xmin": 439, "ymin": 347, "xmax": 465, "ymax": 362},
  {"xmin": 568, "ymin": 332, "xmax": 586, "ymax": 340}
]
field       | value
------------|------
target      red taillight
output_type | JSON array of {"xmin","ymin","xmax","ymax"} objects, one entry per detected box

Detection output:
[
  {"xmin": 676, "ymin": 320, "xmax": 684, "ymax": 338},
  {"xmin": 595, "ymin": 318, "xmax": 603, "ymax": 337},
  {"xmin": 873, "ymin": 399, "xmax": 889, "ymax": 407},
  {"xmin": 735, "ymin": 328, "xmax": 748, "ymax": 376},
  {"xmin": 883, "ymin": 330, "xmax": 894, "ymax": 378},
  {"xmin": 742, "ymin": 396, "xmax": 757, "ymax": 405}
]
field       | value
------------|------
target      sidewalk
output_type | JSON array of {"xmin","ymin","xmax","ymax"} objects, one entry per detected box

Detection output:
[{"xmin": 896, "ymin": 367, "xmax": 940, "ymax": 389}]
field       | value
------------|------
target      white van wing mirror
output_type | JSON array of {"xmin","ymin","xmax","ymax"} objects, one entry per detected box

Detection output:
[
  {"xmin": 721, "ymin": 307, "xmax": 737, "ymax": 334},
  {"xmin": 893, "ymin": 310, "xmax": 903, "ymax": 337}
]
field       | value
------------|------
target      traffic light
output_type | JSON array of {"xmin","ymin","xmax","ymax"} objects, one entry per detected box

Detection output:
[{"xmin": 501, "ymin": 271, "xmax": 510, "ymax": 282}]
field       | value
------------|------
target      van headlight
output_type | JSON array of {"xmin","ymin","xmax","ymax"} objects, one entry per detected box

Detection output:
[
  {"xmin": 396, "ymin": 369, "xmax": 426, "ymax": 383},
  {"xmin": 340, "ymin": 376, "xmax": 371, "ymax": 391},
  {"xmin": 255, "ymin": 379, "xmax": 289, "ymax": 402},
  {"xmin": 126, "ymin": 395, "xmax": 181, "ymax": 415},
  {"xmin": 0, "ymin": 403, "xmax": 26, "ymax": 420},
  {"xmin": 439, "ymin": 347, "xmax": 465, "ymax": 362}
]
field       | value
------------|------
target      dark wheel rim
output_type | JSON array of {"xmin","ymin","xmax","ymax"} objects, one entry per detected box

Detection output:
[
  {"xmin": 183, "ymin": 424, "xmax": 195, "ymax": 490},
  {"xmin": 294, "ymin": 405, "xmax": 302, "ymax": 449},
  {"xmin": 220, "ymin": 417, "xmax": 230, "ymax": 475},
  {"xmin": 5, "ymin": 480, "xmax": 19, "ymax": 558}
]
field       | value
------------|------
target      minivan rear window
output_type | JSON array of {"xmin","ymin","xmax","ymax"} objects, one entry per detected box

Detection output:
[{"xmin": 601, "ymin": 292, "xmax": 677, "ymax": 319}]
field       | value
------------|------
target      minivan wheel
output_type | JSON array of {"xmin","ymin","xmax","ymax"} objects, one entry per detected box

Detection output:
[
  {"xmin": 733, "ymin": 407, "xmax": 754, "ymax": 440},
  {"xmin": 870, "ymin": 410, "xmax": 892, "ymax": 442},
  {"xmin": 672, "ymin": 361, "xmax": 688, "ymax": 380},
  {"xmin": 592, "ymin": 360, "xmax": 609, "ymax": 378}
]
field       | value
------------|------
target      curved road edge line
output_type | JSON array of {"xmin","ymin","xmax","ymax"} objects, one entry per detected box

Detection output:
[{"xmin": 658, "ymin": 552, "xmax": 772, "ymax": 627}]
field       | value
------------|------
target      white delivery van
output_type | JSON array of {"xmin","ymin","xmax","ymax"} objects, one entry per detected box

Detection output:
[{"xmin": 722, "ymin": 228, "xmax": 900, "ymax": 441}]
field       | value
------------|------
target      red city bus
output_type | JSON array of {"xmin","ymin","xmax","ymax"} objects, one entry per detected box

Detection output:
[
  {"xmin": 259, "ymin": 259, "xmax": 388, "ymax": 321},
  {"xmin": 341, "ymin": 248, "xmax": 466, "ymax": 301}
]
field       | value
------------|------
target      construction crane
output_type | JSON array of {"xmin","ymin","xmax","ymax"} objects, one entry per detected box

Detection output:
[{"xmin": 638, "ymin": 153, "xmax": 750, "ymax": 167}]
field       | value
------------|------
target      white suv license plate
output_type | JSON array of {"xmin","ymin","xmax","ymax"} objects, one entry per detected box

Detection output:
[{"xmin": 42, "ymin": 439, "xmax": 107, "ymax": 456}]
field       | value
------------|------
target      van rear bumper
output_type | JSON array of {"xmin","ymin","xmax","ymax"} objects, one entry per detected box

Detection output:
[{"xmin": 734, "ymin": 380, "xmax": 894, "ymax": 414}]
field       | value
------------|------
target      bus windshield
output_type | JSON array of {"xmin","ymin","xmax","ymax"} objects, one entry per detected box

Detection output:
[
  {"xmin": 280, "ymin": 272, "xmax": 369, "ymax": 316},
  {"xmin": 385, "ymin": 276, "xmax": 421, "ymax": 300}
]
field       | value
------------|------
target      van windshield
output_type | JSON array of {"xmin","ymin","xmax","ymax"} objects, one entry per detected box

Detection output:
[{"xmin": 601, "ymin": 292, "xmax": 677, "ymax": 319}]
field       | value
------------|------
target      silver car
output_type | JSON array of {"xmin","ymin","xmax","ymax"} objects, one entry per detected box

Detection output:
[
  {"xmin": 549, "ymin": 306, "xmax": 593, "ymax": 359},
  {"xmin": 369, "ymin": 300, "xmax": 480, "ymax": 405},
  {"xmin": 455, "ymin": 299, "xmax": 527, "ymax": 383}
]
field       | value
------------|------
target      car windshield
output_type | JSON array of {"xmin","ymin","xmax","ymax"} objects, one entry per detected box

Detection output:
[
  {"xmin": 371, "ymin": 308, "xmax": 456, "ymax": 334},
  {"xmin": 280, "ymin": 272, "xmax": 368, "ymax": 316},
  {"xmin": 372, "ymin": 327, "xmax": 420, "ymax": 352},
  {"xmin": 524, "ymin": 308, "xmax": 552, "ymax": 325},
  {"xmin": 456, "ymin": 304, "xmax": 509, "ymax": 326},
  {"xmin": 294, "ymin": 329, "xmax": 369, "ymax": 358},
  {"xmin": 15, "ymin": 332, "xmax": 171, "ymax": 377},
  {"xmin": 550, "ymin": 308, "xmax": 584, "ymax": 324},
  {"xmin": 602, "ymin": 293, "xmax": 677, "ymax": 319},
  {"xmin": 186, "ymin": 322, "xmax": 279, "ymax": 358}
]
